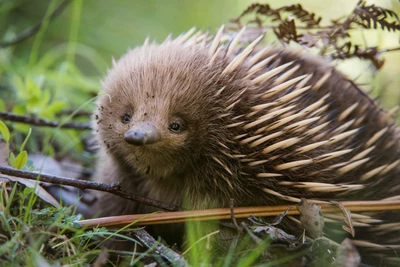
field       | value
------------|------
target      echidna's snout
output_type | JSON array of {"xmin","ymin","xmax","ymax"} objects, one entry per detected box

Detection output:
[{"xmin": 124, "ymin": 121, "xmax": 160, "ymax": 146}]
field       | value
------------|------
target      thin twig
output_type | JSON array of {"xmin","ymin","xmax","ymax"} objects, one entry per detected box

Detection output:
[
  {"xmin": 241, "ymin": 222, "xmax": 263, "ymax": 245},
  {"xmin": 229, "ymin": 198, "xmax": 242, "ymax": 233},
  {"xmin": 0, "ymin": 0, "xmax": 72, "ymax": 48},
  {"xmin": 0, "ymin": 165, "xmax": 180, "ymax": 211},
  {"xmin": 0, "ymin": 112, "xmax": 92, "ymax": 130},
  {"xmin": 382, "ymin": 47, "xmax": 400, "ymax": 53},
  {"xmin": 135, "ymin": 229, "xmax": 189, "ymax": 266}
]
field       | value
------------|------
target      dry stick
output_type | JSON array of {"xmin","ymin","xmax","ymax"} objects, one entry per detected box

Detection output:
[
  {"xmin": 241, "ymin": 221, "xmax": 263, "ymax": 245},
  {"xmin": 77, "ymin": 200, "xmax": 400, "ymax": 229},
  {"xmin": 383, "ymin": 47, "xmax": 400, "ymax": 53},
  {"xmin": 229, "ymin": 198, "xmax": 241, "ymax": 233},
  {"xmin": 0, "ymin": 0, "xmax": 72, "ymax": 48},
  {"xmin": 2, "ymin": 166, "xmax": 399, "ymax": 229},
  {"xmin": 3, "ymin": 166, "xmax": 399, "ymax": 232},
  {"xmin": 134, "ymin": 229, "xmax": 189, "ymax": 267},
  {"xmin": 0, "ymin": 112, "xmax": 92, "ymax": 130},
  {"xmin": 0, "ymin": 165, "xmax": 179, "ymax": 211}
]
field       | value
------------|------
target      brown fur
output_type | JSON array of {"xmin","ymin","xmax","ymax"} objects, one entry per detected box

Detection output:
[{"xmin": 92, "ymin": 31, "xmax": 400, "ymax": 259}]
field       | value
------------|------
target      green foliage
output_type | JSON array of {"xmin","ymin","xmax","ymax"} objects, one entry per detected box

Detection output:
[
  {"xmin": 11, "ymin": 127, "xmax": 32, "ymax": 170},
  {"xmin": 0, "ymin": 179, "xmax": 156, "ymax": 266},
  {"xmin": 19, "ymin": 128, "xmax": 31, "ymax": 152},
  {"xmin": 0, "ymin": 120, "xmax": 30, "ymax": 169},
  {"xmin": 184, "ymin": 220, "xmax": 214, "ymax": 265},
  {"xmin": 7, "ymin": 151, "xmax": 15, "ymax": 167},
  {"xmin": 182, "ymin": 221, "xmax": 299, "ymax": 266},
  {"xmin": 0, "ymin": 0, "xmax": 98, "ymax": 159},
  {"xmin": 0, "ymin": 182, "xmax": 89, "ymax": 266},
  {"xmin": 0, "ymin": 120, "xmax": 10, "ymax": 142},
  {"xmin": 13, "ymin": 151, "xmax": 28, "ymax": 170},
  {"xmin": 11, "ymin": 75, "xmax": 66, "ymax": 119},
  {"xmin": 0, "ymin": 99, "xmax": 5, "ymax": 112},
  {"xmin": 2, "ymin": 58, "xmax": 96, "ymax": 156},
  {"xmin": 0, "ymin": 120, "xmax": 31, "ymax": 169},
  {"xmin": 0, "ymin": 170, "xmax": 163, "ymax": 266}
]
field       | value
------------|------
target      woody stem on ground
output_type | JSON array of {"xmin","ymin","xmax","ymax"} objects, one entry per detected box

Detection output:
[
  {"xmin": 0, "ymin": 165, "xmax": 180, "ymax": 211},
  {"xmin": 0, "ymin": 112, "xmax": 92, "ymax": 130}
]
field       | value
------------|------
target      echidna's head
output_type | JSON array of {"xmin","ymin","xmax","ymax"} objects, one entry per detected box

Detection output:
[{"xmin": 95, "ymin": 43, "xmax": 238, "ymax": 179}]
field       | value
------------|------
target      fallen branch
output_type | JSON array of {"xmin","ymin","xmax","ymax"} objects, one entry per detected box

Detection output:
[
  {"xmin": 135, "ymin": 229, "xmax": 189, "ymax": 267},
  {"xmin": 0, "ymin": 0, "xmax": 72, "ymax": 48},
  {"xmin": 0, "ymin": 165, "xmax": 179, "ymax": 211},
  {"xmin": 77, "ymin": 199, "xmax": 400, "ymax": 228},
  {"xmin": 0, "ymin": 112, "xmax": 92, "ymax": 130}
]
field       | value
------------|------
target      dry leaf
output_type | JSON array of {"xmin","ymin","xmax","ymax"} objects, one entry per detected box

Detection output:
[
  {"xmin": 271, "ymin": 206, "xmax": 292, "ymax": 226},
  {"xmin": 331, "ymin": 201, "xmax": 355, "ymax": 237},
  {"xmin": 296, "ymin": 198, "xmax": 324, "ymax": 238}
]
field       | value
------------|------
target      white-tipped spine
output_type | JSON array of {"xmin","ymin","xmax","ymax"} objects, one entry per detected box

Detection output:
[
  {"xmin": 226, "ymin": 26, "xmax": 247, "ymax": 57},
  {"xmin": 209, "ymin": 24, "xmax": 225, "ymax": 57},
  {"xmin": 222, "ymin": 34, "xmax": 264, "ymax": 75}
]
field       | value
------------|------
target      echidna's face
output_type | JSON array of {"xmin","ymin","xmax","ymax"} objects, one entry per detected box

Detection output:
[{"xmin": 95, "ymin": 44, "xmax": 225, "ymax": 179}]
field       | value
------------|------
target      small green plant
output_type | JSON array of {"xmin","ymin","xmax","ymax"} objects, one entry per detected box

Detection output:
[
  {"xmin": 0, "ymin": 120, "xmax": 31, "ymax": 170},
  {"xmin": 0, "ymin": 181, "xmax": 93, "ymax": 266}
]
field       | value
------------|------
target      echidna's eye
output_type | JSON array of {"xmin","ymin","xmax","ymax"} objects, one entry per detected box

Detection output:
[
  {"xmin": 122, "ymin": 113, "xmax": 131, "ymax": 124},
  {"xmin": 169, "ymin": 122, "xmax": 182, "ymax": 133}
]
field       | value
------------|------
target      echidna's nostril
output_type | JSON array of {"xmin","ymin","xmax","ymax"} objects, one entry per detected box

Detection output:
[{"xmin": 124, "ymin": 121, "xmax": 160, "ymax": 146}]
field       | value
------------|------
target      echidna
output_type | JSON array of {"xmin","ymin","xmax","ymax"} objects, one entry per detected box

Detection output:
[{"xmin": 92, "ymin": 26, "xmax": 400, "ymax": 262}]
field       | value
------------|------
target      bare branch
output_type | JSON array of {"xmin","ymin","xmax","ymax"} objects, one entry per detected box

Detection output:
[
  {"xmin": 134, "ymin": 229, "xmax": 189, "ymax": 266},
  {"xmin": 383, "ymin": 47, "xmax": 400, "ymax": 53},
  {"xmin": 0, "ymin": 165, "xmax": 180, "ymax": 211},
  {"xmin": 0, "ymin": 111, "xmax": 92, "ymax": 130}
]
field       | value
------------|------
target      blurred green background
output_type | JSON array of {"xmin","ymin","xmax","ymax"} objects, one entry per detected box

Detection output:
[
  {"xmin": 1, "ymin": 0, "xmax": 399, "ymax": 92},
  {"xmin": 2, "ymin": 0, "xmax": 399, "ymax": 91},
  {"xmin": 0, "ymin": 0, "xmax": 399, "ymax": 156}
]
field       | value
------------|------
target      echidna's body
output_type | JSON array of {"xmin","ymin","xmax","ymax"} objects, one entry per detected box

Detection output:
[{"xmin": 93, "ymin": 27, "xmax": 400, "ymax": 260}]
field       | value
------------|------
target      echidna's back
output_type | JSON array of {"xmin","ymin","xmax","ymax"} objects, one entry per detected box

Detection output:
[
  {"xmin": 223, "ymin": 44, "xmax": 400, "ymax": 262},
  {"xmin": 227, "ymin": 44, "xmax": 400, "ymax": 203},
  {"xmin": 301, "ymin": 48, "xmax": 394, "ymax": 191}
]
